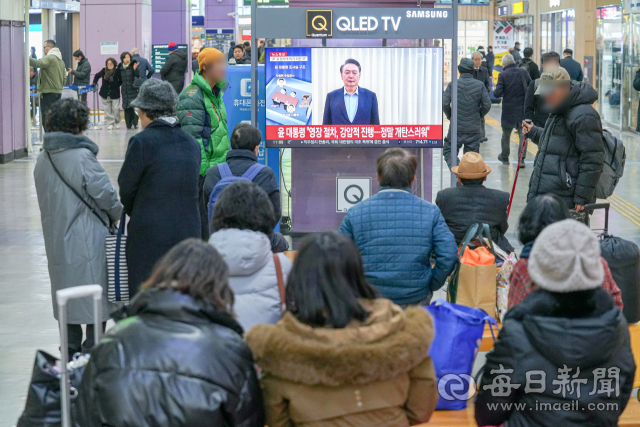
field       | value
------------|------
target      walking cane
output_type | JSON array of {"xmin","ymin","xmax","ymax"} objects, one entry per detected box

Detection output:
[{"xmin": 507, "ymin": 120, "xmax": 532, "ymax": 218}]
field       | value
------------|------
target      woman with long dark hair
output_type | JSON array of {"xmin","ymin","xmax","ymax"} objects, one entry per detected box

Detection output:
[
  {"xmin": 246, "ymin": 231, "xmax": 437, "ymax": 427},
  {"xmin": 92, "ymin": 57, "xmax": 122, "ymax": 130},
  {"xmin": 118, "ymin": 51, "xmax": 140, "ymax": 130},
  {"xmin": 75, "ymin": 239, "xmax": 265, "ymax": 427}
]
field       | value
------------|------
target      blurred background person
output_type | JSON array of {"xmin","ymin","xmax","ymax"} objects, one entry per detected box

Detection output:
[
  {"xmin": 92, "ymin": 57, "xmax": 122, "ymax": 130},
  {"xmin": 130, "ymin": 47, "xmax": 155, "ymax": 83},
  {"xmin": 160, "ymin": 41, "xmax": 188, "ymax": 94},
  {"xmin": 67, "ymin": 50, "xmax": 91, "ymax": 105},
  {"xmin": 118, "ymin": 51, "xmax": 140, "ymax": 130}
]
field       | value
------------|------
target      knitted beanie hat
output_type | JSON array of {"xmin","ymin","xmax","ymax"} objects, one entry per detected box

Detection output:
[
  {"xmin": 198, "ymin": 48, "xmax": 225, "ymax": 72},
  {"xmin": 167, "ymin": 42, "xmax": 178, "ymax": 52},
  {"xmin": 528, "ymin": 219, "xmax": 604, "ymax": 293},
  {"xmin": 130, "ymin": 79, "xmax": 178, "ymax": 111}
]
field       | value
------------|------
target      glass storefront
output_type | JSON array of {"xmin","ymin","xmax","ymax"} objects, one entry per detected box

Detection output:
[
  {"xmin": 622, "ymin": 12, "xmax": 640, "ymax": 131},
  {"xmin": 443, "ymin": 20, "xmax": 489, "ymax": 83},
  {"xmin": 596, "ymin": 6, "xmax": 623, "ymax": 126},
  {"xmin": 540, "ymin": 9, "xmax": 575, "ymax": 57},
  {"xmin": 513, "ymin": 16, "xmax": 533, "ymax": 50}
]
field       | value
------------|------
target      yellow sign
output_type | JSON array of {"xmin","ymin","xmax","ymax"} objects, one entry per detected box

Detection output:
[{"xmin": 513, "ymin": 2, "xmax": 524, "ymax": 14}]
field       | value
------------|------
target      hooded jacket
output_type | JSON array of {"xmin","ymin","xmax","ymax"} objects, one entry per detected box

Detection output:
[
  {"xmin": 177, "ymin": 71, "xmax": 230, "ymax": 175},
  {"xmin": 34, "ymin": 132, "xmax": 122, "ymax": 324},
  {"xmin": 246, "ymin": 300, "xmax": 438, "ymax": 427},
  {"xmin": 526, "ymin": 82, "xmax": 604, "ymax": 208},
  {"xmin": 75, "ymin": 288, "xmax": 265, "ymax": 427},
  {"xmin": 475, "ymin": 287, "xmax": 635, "ymax": 427},
  {"xmin": 69, "ymin": 56, "xmax": 91, "ymax": 86},
  {"xmin": 160, "ymin": 48, "xmax": 188, "ymax": 94},
  {"xmin": 209, "ymin": 229, "xmax": 292, "ymax": 331},
  {"xmin": 443, "ymin": 73, "xmax": 491, "ymax": 135},
  {"xmin": 29, "ymin": 47, "xmax": 66, "ymax": 95}
]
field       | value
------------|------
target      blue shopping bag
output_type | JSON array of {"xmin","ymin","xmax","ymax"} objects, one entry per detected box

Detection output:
[{"xmin": 425, "ymin": 299, "xmax": 496, "ymax": 410}]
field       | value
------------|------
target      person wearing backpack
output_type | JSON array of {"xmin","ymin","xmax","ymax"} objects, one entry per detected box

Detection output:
[
  {"xmin": 518, "ymin": 47, "xmax": 540, "ymax": 80},
  {"xmin": 177, "ymin": 48, "xmax": 231, "ymax": 240},
  {"xmin": 523, "ymin": 67, "xmax": 604, "ymax": 213},
  {"xmin": 204, "ymin": 123, "xmax": 287, "ymax": 252}
]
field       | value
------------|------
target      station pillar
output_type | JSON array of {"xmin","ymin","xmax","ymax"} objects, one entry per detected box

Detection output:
[
  {"xmin": 152, "ymin": 0, "xmax": 188, "ymax": 45},
  {"xmin": 205, "ymin": 0, "xmax": 236, "ymax": 32},
  {"xmin": 0, "ymin": 0, "xmax": 27, "ymax": 164}
]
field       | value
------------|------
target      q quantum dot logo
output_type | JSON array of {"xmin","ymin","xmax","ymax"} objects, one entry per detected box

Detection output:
[{"xmin": 306, "ymin": 10, "xmax": 333, "ymax": 38}]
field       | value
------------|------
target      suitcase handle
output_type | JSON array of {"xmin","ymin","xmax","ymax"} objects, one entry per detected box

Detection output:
[
  {"xmin": 584, "ymin": 203, "xmax": 609, "ymax": 235},
  {"xmin": 56, "ymin": 285, "xmax": 103, "ymax": 427}
]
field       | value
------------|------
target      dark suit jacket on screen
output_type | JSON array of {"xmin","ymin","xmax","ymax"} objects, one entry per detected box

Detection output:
[{"xmin": 322, "ymin": 87, "xmax": 380, "ymax": 125}]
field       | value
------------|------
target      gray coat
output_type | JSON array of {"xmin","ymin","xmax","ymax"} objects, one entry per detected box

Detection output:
[
  {"xmin": 34, "ymin": 133, "xmax": 123, "ymax": 324},
  {"xmin": 443, "ymin": 73, "xmax": 491, "ymax": 135},
  {"xmin": 209, "ymin": 229, "xmax": 292, "ymax": 331}
]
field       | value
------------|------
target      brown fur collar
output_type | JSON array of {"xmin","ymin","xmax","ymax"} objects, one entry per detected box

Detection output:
[{"xmin": 246, "ymin": 300, "xmax": 434, "ymax": 387}]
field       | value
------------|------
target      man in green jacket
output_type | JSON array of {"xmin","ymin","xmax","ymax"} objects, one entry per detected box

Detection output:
[
  {"xmin": 177, "ymin": 47, "xmax": 230, "ymax": 239},
  {"xmin": 30, "ymin": 39, "xmax": 66, "ymax": 121},
  {"xmin": 68, "ymin": 49, "xmax": 92, "ymax": 105}
]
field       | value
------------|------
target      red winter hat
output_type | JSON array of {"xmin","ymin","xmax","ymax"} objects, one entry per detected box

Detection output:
[{"xmin": 168, "ymin": 42, "xmax": 178, "ymax": 52}]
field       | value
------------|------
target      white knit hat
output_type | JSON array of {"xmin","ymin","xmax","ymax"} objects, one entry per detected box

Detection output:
[{"xmin": 528, "ymin": 219, "xmax": 604, "ymax": 293}]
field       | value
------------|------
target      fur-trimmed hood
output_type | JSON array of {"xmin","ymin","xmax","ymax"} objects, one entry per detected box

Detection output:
[{"xmin": 246, "ymin": 299, "xmax": 434, "ymax": 387}]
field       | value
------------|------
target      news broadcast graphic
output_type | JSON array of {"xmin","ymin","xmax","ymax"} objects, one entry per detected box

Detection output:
[{"xmin": 265, "ymin": 47, "xmax": 443, "ymax": 148}]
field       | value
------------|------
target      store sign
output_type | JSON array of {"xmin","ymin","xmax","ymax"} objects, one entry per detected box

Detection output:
[
  {"xmin": 498, "ymin": 5, "xmax": 509, "ymax": 16},
  {"xmin": 549, "ymin": 0, "xmax": 561, "ymax": 7},
  {"xmin": 512, "ymin": 2, "xmax": 524, "ymax": 14},
  {"xmin": 623, "ymin": 0, "xmax": 640, "ymax": 12}
]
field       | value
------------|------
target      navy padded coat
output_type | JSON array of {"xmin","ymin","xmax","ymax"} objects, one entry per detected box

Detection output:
[{"xmin": 339, "ymin": 188, "xmax": 457, "ymax": 305}]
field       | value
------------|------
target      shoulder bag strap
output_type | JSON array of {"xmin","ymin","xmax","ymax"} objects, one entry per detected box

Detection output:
[
  {"xmin": 242, "ymin": 163, "xmax": 265, "ymax": 181},
  {"xmin": 47, "ymin": 151, "xmax": 110, "ymax": 230},
  {"xmin": 519, "ymin": 68, "xmax": 529, "ymax": 94},
  {"xmin": 273, "ymin": 253, "xmax": 286, "ymax": 316}
]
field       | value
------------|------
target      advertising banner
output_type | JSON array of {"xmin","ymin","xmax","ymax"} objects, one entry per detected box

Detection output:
[
  {"xmin": 492, "ymin": 21, "xmax": 515, "ymax": 83},
  {"xmin": 264, "ymin": 47, "xmax": 443, "ymax": 148}
]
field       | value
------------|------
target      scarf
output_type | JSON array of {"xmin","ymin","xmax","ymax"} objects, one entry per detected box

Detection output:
[
  {"xmin": 122, "ymin": 62, "xmax": 130, "ymax": 69},
  {"xmin": 104, "ymin": 66, "xmax": 116, "ymax": 82}
]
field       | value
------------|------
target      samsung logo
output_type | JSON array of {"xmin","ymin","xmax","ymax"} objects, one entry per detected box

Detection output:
[{"xmin": 406, "ymin": 10, "xmax": 449, "ymax": 18}]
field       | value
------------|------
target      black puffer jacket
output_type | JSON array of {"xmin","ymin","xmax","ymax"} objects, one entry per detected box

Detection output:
[
  {"xmin": 527, "ymin": 82, "xmax": 604, "ymax": 208},
  {"xmin": 92, "ymin": 67, "xmax": 122, "ymax": 99},
  {"xmin": 160, "ymin": 49, "xmax": 188, "ymax": 94},
  {"xmin": 118, "ymin": 61, "xmax": 140, "ymax": 110},
  {"xmin": 75, "ymin": 288, "xmax": 265, "ymax": 427},
  {"xmin": 476, "ymin": 287, "xmax": 635, "ymax": 427},
  {"xmin": 494, "ymin": 62, "xmax": 531, "ymax": 128},
  {"xmin": 443, "ymin": 73, "xmax": 491, "ymax": 135}
]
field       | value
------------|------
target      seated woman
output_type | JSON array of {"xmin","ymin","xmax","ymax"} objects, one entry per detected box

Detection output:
[
  {"xmin": 209, "ymin": 181, "xmax": 292, "ymax": 331},
  {"xmin": 75, "ymin": 239, "xmax": 265, "ymax": 427},
  {"xmin": 246, "ymin": 231, "xmax": 437, "ymax": 427},
  {"xmin": 476, "ymin": 220, "xmax": 635, "ymax": 427},
  {"xmin": 509, "ymin": 194, "xmax": 623, "ymax": 309}
]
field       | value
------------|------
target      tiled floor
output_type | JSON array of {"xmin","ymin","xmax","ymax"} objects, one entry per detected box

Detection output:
[{"xmin": 1, "ymin": 105, "xmax": 640, "ymax": 426}]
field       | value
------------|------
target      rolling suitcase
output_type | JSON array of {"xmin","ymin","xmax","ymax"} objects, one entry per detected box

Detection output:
[
  {"xmin": 584, "ymin": 203, "xmax": 640, "ymax": 324},
  {"xmin": 17, "ymin": 285, "xmax": 104, "ymax": 427}
]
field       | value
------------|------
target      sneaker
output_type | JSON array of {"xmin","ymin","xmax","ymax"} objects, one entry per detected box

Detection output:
[
  {"xmin": 519, "ymin": 161, "xmax": 526, "ymax": 169},
  {"xmin": 498, "ymin": 156, "xmax": 509, "ymax": 165},
  {"xmin": 107, "ymin": 124, "xmax": 114, "ymax": 130}
]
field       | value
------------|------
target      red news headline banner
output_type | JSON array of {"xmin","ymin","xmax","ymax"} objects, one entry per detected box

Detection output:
[{"xmin": 267, "ymin": 125, "xmax": 443, "ymax": 141}]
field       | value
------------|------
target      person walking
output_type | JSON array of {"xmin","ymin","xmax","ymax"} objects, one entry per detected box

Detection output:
[
  {"xmin": 246, "ymin": 231, "xmax": 438, "ymax": 427},
  {"xmin": 339, "ymin": 148, "xmax": 457, "ymax": 306},
  {"xmin": 519, "ymin": 47, "xmax": 540, "ymax": 80},
  {"xmin": 130, "ymin": 47, "xmax": 155, "ymax": 82},
  {"xmin": 178, "ymin": 48, "xmax": 231, "ymax": 240},
  {"xmin": 472, "ymin": 52, "xmax": 491, "ymax": 142},
  {"xmin": 118, "ymin": 52, "xmax": 140, "ymax": 130},
  {"xmin": 160, "ymin": 41, "xmax": 188, "ymax": 94},
  {"xmin": 476, "ymin": 220, "xmax": 635, "ymax": 427},
  {"xmin": 92, "ymin": 58, "xmax": 122, "ymax": 130},
  {"xmin": 75, "ymin": 239, "xmax": 265, "ymax": 427},
  {"xmin": 560, "ymin": 48, "xmax": 584, "ymax": 82},
  {"xmin": 118, "ymin": 79, "xmax": 202, "ymax": 296},
  {"xmin": 486, "ymin": 46, "xmax": 495, "ymax": 83},
  {"xmin": 34, "ymin": 99, "xmax": 122, "ymax": 359},
  {"xmin": 523, "ymin": 67, "xmax": 604, "ymax": 213},
  {"xmin": 209, "ymin": 181, "xmax": 292, "ymax": 331},
  {"xmin": 525, "ymin": 51, "xmax": 561, "ymax": 128},
  {"xmin": 443, "ymin": 58, "xmax": 491, "ymax": 168},
  {"xmin": 512, "ymin": 41, "xmax": 522, "ymax": 62},
  {"xmin": 494, "ymin": 53, "xmax": 531, "ymax": 167},
  {"xmin": 67, "ymin": 50, "xmax": 91, "ymax": 105},
  {"xmin": 29, "ymin": 39, "xmax": 66, "ymax": 123}
]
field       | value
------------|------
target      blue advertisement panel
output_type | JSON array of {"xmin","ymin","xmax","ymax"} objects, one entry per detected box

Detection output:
[{"xmin": 223, "ymin": 65, "xmax": 281, "ymax": 229}]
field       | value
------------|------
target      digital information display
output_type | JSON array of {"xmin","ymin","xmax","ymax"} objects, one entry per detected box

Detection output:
[
  {"xmin": 264, "ymin": 47, "xmax": 443, "ymax": 148},
  {"xmin": 152, "ymin": 44, "xmax": 188, "ymax": 73}
]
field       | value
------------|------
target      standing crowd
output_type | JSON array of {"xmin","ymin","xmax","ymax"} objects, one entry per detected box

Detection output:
[{"xmin": 27, "ymin": 40, "xmax": 636, "ymax": 427}]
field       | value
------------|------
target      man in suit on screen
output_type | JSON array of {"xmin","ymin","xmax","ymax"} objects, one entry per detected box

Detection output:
[{"xmin": 322, "ymin": 58, "xmax": 380, "ymax": 125}]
